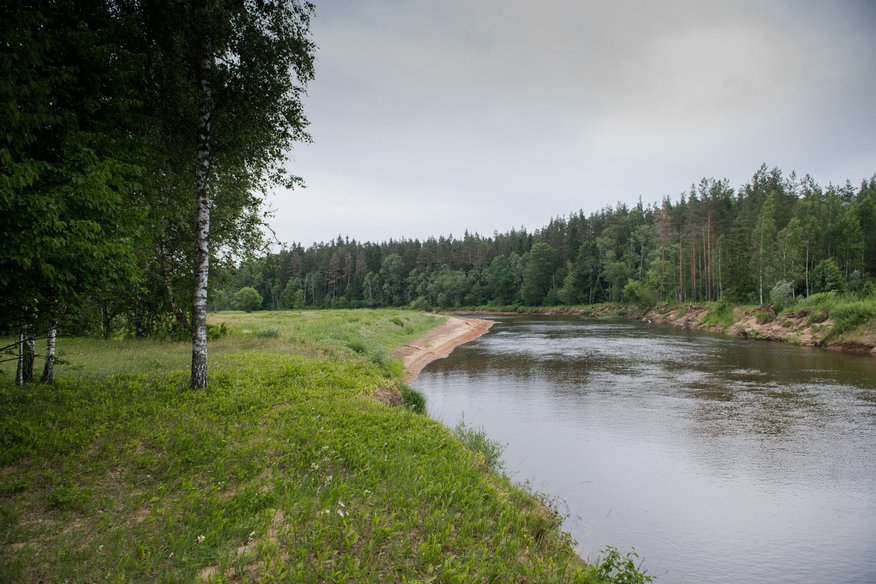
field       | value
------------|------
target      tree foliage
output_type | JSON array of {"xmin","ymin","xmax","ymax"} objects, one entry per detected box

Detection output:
[
  {"xmin": 215, "ymin": 167, "xmax": 876, "ymax": 311},
  {"xmin": 1, "ymin": 1, "xmax": 314, "ymax": 388},
  {"xmin": 233, "ymin": 286, "xmax": 263, "ymax": 312},
  {"xmin": 1, "ymin": 1, "xmax": 146, "ymax": 332}
]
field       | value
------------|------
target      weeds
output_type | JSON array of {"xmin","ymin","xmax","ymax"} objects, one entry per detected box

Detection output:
[
  {"xmin": 399, "ymin": 384, "xmax": 426, "ymax": 414},
  {"xmin": 700, "ymin": 300, "xmax": 735, "ymax": 328},
  {"xmin": 452, "ymin": 420, "xmax": 506, "ymax": 472},
  {"xmin": 595, "ymin": 546, "xmax": 652, "ymax": 584}
]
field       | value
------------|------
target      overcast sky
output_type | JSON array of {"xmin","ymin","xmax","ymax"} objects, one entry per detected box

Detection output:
[{"xmin": 268, "ymin": 0, "xmax": 876, "ymax": 248}]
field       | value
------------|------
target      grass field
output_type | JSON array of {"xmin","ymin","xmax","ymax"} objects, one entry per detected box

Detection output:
[{"xmin": 1, "ymin": 309, "xmax": 623, "ymax": 582}]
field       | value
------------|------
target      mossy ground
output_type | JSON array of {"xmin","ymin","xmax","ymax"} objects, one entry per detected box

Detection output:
[{"xmin": 1, "ymin": 309, "xmax": 599, "ymax": 582}]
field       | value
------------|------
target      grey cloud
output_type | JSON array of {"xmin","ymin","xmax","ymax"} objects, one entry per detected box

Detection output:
[{"xmin": 275, "ymin": 0, "xmax": 876, "ymax": 246}]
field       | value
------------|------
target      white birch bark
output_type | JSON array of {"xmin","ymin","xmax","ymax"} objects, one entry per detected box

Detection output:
[
  {"xmin": 15, "ymin": 331, "xmax": 24, "ymax": 386},
  {"xmin": 191, "ymin": 50, "xmax": 213, "ymax": 389},
  {"xmin": 41, "ymin": 326, "xmax": 56, "ymax": 384}
]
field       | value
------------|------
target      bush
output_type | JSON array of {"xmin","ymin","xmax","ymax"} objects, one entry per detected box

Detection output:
[
  {"xmin": 453, "ymin": 421, "xmax": 505, "ymax": 472},
  {"xmin": 233, "ymin": 287, "xmax": 263, "ymax": 312},
  {"xmin": 206, "ymin": 323, "xmax": 228, "ymax": 339},
  {"xmin": 769, "ymin": 280, "xmax": 795, "ymax": 311},
  {"xmin": 700, "ymin": 299, "xmax": 735, "ymax": 328},
  {"xmin": 409, "ymin": 296, "xmax": 430, "ymax": 311},
  {"xmin": 622, "ymin": 280, "xmax": 656, "ymax": 307},
  {"xmin": 594, "ymin": 546, "xmax": 652, "ymax": 584},
  {"xmin": 811, "ymin": 258, "xmax": 846, "ymax": 294},
  {"xmin": 755, "ymin": 308, "xmax": 775, "ymax": 324},
  {"xmin": 399, "ymin": 385, "xmax": 426, "ymax": 414}
]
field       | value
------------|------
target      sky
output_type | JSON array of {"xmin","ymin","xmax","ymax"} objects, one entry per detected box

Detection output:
[{"xmin": 267, "ymin": 0, "xmax": 876, "ymax": 248}]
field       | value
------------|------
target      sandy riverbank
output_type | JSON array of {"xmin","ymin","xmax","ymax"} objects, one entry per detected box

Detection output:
[{"xmin": 394, "ymin": 316, "xmax": 494, "ymax": 382}]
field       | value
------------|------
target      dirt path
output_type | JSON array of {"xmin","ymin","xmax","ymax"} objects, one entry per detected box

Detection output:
[{"xmin": 395, "ymin": 316, "xmax": 494, "ymax": 382}]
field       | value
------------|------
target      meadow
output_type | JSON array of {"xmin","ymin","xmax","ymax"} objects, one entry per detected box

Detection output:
[{"xmin": 0, "ymin": 310, "xmax": 637, "ymax": 582}]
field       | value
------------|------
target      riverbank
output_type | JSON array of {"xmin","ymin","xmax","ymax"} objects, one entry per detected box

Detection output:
[
  {"xmin": 395, "ymin": 316, "xmax": 494, "ymax": 382},
  {"xmin": 445, "ymin": 297, "xmax": 876, "ymax": 356},
  {"xmin": 643, "ymin": 301, "xmax": 876, "ymax": 356},
  {"xmin": 0, "ymin": 310, "xmax": 602, "ymax": 582}
]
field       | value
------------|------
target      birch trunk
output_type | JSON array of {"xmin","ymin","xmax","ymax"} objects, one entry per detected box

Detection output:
[
  {"xmin": 15, "ymin": 326, "xmax": 34, "ymax": 383},
  {"xmin": 23, "ymin": 329, "xmax": 35, "ymax": 382},
  {"xmin": 191, "ymin": 50, "xmax": 212, "ymax": 389},
  {"xmin": 41, "ymin": 326, "xmax": 56, "ymax": 383},
  {"xmin": 15, "ymin": 331, "xmax": 24, "ymax": 386}
]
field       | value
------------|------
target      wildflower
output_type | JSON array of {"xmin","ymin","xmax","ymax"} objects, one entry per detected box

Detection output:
[{"xmin": 197, "ymin": 535, "xmax": 206, "ymax": 543}]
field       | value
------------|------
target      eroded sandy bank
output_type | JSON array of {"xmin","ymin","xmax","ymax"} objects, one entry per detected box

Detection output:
[{"xmin": 395, "ymin": 316, "xmax": 494, "ymax": 382}]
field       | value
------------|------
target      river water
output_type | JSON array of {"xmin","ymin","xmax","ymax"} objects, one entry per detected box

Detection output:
[{"xmin": 413, "ymin": 315, "xmax": 876, "ymax": 583}]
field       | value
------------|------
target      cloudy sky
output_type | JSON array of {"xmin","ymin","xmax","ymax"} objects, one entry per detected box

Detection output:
[{"xmin": 268, "ymin": 0, "xmax": 876, "ymax": 247}]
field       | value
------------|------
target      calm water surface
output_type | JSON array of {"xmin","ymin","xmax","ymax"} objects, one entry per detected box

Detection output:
[{"xmin": 413, "ymin": 316, "xmax": 876, "ymax": 583}]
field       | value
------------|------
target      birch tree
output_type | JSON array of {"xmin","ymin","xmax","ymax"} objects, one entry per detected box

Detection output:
[
  {"xmin": 752, "ymin": 194, "xmax": 779, "ymax": 304},
  {"xmin": 139, "ymin": 0, "xmax": 315, "ymax": 388}
]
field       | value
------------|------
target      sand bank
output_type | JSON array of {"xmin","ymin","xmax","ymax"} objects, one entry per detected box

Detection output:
[{"xmin": 395, "ymin": 316, "xmax": 494, "ymax": 382}]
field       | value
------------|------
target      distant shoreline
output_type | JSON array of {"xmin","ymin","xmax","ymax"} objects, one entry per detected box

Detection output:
[{"xmin": 442, "ymin": 303, "xmax": 876, "ymax": 357}]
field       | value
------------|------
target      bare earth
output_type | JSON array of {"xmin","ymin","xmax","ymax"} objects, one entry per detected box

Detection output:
[{"xmin": 395, "ymin": 316, "xmax": 494, "ymax": 382}]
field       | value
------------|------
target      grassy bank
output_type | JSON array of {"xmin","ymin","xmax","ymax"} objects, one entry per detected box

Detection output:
[
  {"xmin": 1, "ymin": 309, "xmax": 623, "ymax": 582},
  {"xmin": 645, "ymin": 293, "xmax": 876, "ymax": 351}
]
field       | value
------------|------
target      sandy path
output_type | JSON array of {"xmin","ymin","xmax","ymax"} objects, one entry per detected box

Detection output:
[{"xmin": 395, "ymin": 316, "xmax": 494, "ymax": 382}]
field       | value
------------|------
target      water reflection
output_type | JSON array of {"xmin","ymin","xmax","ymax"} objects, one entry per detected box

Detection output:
[{"xmin": 414, "ymin": 315, "xmax": 876, "ymax": 584}]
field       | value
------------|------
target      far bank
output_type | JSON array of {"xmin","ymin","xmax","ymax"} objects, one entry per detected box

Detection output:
[{"xmin": 443, "ymin": 294, "xmax": 876, "ymax": 357}]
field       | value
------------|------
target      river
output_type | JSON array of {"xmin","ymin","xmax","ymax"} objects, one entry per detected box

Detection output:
[{"xmin": 412, "ymin": 315, "xmax": 876, "ymax": 583}]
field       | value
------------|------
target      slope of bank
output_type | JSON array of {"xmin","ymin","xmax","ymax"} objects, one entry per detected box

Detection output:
[
  {"xmin": 446, "ymin": 296, "xmax": 876, "ymax": 356},
  {"xmin": 643, "ymin": 300, "xmax": 876, "ymax": 355},
  {"xmin": 1, "ymin": 309, "xmax": 603, "ymax": 582}
]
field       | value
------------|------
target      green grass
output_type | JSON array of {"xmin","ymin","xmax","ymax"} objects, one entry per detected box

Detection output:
[
  {"xmin": 788, "ymin": 292, "xmax": 876, "ymax": 342},
  {"xmin": 1, "ymin": 309, "xmax": 603, "ymax": 582},
  {"xmin": 698, "ymin": 300, "xmax": 738, "ymax": 329}
]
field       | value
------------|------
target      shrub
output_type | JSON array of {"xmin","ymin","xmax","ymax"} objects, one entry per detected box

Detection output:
[
  {"xmin": 399, "ymin": 385, "xmax": 426, "ymax": 414},
  {"xmin": 206, "ymin": 323, "xmax": 228, "ymax": 339},
  {"xmin": 769, "ymin": 280, "xmax": 795, "ymax": 311},
  {"xmin": 755, "ymin": 309, "xmax": 775, "ymax": 324},
  {"xmin": 811, "ymin": 258, "xmax": 846, "ymax": 294},
  {"xmin": 700, "ymin": 299, "xmax": 735, "ymax": 328},
  {"xmin": 594, "ymin": 546, "xmax": 652, "ymax": 584},
  {"xmin": 233, "ymin": 287, "xmax": 263, "ymax": 312},
  {"xmin": 453, "ymin": 421, "xmax": 505, "ymax": 472},
  {"xmin": 622, "ymin": 280, "xmax": 656, "ymax": 307},
  {"xmin": 409, "ymin": 296, "xmax": 430, "ymax": 311}
]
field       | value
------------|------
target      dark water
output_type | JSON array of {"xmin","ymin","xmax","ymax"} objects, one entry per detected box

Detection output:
[{"xmin": 413, "ymin": 316, "xmax": 876, "ymax": 584}]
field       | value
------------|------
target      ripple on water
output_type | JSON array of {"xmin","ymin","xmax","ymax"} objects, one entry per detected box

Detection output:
[{"xmin": 414, "ymin": 316, "xmax": 876, "ymax": 584}]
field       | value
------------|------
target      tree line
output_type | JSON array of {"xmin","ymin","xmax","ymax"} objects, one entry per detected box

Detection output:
[
  {"xmin": 218, "ymin": 165, "xmax": 876, "ymax": 312},
  {"xmin": 1, "ymin": 0, "xmax": 315, "ymax": 386}
]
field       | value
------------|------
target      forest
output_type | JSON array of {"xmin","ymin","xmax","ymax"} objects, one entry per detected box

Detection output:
[{"xmin": 218, "ymin": 166, "xmax": 876, "ymax": 312}]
